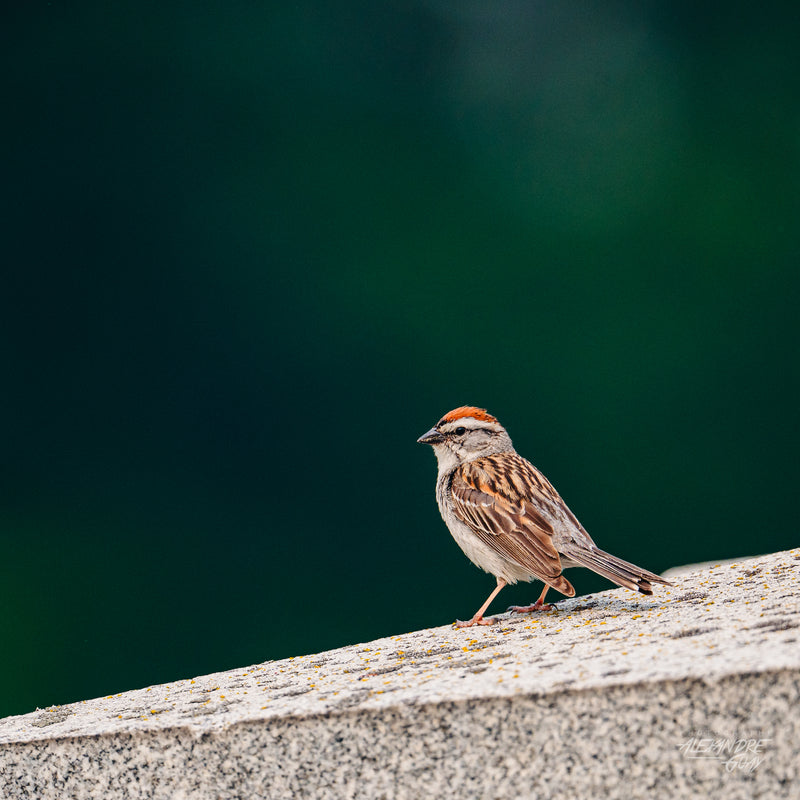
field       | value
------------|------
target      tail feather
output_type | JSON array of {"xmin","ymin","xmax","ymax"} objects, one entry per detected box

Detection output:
[{"xmin": 564, "ymin": 546, "xmax": 671, "ymax": 595}]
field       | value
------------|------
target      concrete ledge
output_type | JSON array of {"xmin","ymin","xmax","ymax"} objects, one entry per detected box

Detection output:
[{"xmin": 1, "ymin": 549, "xmax": 798, "ymax": 799}]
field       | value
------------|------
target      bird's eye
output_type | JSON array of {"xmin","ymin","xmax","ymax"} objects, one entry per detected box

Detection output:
[{"xmin": 454, "ymin": 426, "xmax": 466, "ymax": 436}]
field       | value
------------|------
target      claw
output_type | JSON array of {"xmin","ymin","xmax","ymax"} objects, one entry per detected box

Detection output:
[
  {"xmin": 507, "ymin": 600, "xmax": 554, "ymax": 614},
  {"xmin": 454, "ymin": 615, "xmax": 498, "ymax": 628}
]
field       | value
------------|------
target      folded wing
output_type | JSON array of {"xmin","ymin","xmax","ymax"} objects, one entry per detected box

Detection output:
[{"xmin": 451, "ymin": 454, "xmax": 575, "ymax": 597}]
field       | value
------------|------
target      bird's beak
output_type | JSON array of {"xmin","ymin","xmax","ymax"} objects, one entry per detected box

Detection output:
[{"xmin": 417, "ymin": 427, "xmax": 445, "ymax": 445}]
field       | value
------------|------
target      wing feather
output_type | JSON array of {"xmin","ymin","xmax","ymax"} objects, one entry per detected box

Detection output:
[{"xmin": 451, "ymin": 453, "xmax": 574, "ymax": 593}]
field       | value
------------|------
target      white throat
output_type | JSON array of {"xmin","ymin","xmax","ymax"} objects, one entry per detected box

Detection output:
[{"xmin": 429, "ymin": 443, "xmax": 462, "ymax": 477}]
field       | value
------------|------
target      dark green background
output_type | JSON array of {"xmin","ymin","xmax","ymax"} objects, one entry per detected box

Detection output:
[{"xmin": 2, "ymin": 2, "xmax": 798, "ymax": 720}]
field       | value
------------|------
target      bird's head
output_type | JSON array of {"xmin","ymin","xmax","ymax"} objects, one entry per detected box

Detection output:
[{"xmin": 417, "ymin": 406, "xmax": 514, "ymax": 471}]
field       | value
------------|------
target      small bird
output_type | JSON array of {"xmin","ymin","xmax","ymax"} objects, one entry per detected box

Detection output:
[{"xmin": 418, "ymin": 406, "xmax": 670, "ymax": 627}]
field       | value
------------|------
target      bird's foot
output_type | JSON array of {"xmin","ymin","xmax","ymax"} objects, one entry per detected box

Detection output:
[
  {"xmin": 454, "ymin": 615, "xmax": 498, "ymax": 628},
  {"xmin": 507, "ymin": 599, "xmax": 554, "ymax": 614}
]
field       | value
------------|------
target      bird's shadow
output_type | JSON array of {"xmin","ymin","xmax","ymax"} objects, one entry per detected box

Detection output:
[{"xmin": 499, "ymin": 591, "xmax": 668, "ymax": 625}]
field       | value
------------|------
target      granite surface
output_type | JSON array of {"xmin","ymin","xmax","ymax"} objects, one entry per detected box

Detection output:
[{"xmin": 1, "ymin": 548, "xmax": 797, "ymax": 799}]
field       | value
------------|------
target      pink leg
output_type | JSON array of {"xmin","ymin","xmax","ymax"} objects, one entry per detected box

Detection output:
[
  {"xmin": 507, "ymin": 584, "xmax": 554, "ymax": 614},
  {"xmin": 455, "ymin": 578, "xmax": 507, "ymax": 628}
]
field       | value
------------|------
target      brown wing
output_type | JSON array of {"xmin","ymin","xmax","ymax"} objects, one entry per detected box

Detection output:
[{"xmin": 451, "ymin": 453, "xmax": 575, "ymax": 595}]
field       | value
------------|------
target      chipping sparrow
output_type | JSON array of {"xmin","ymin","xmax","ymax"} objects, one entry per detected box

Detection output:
[{"xmin": 418, "ymin": 406, "xmax": 671, "ymax": 628}]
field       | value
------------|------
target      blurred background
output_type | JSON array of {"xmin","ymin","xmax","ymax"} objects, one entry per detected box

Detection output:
[{"xmin": 2, "ymin": 1, "xmax": 798, "ymax": 720}]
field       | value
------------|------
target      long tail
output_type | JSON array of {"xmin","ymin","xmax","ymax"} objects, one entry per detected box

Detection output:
[{"xmin": 565, "ymin": 546, "xmax": 671, "ymax": 595}]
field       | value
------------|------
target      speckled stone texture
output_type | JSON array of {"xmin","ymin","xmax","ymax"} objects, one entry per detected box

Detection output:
[{"xmin": 1, "ymin": 549, "xmax": 797, "ymax": 799}]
